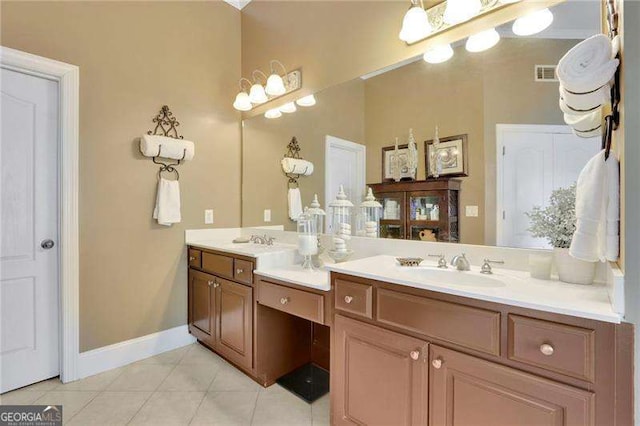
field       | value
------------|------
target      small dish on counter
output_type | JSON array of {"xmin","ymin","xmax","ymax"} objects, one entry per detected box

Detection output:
[{"xmin": 396, "ymin": 257, "xmax": 424, "ymax": 267}]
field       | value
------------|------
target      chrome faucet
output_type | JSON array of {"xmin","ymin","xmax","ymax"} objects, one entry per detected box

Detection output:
[
  {"xmin": 428, "ymin": 254, "xmax": 448, "ymax": 269},
  {"xmin": 480, "ymin": 259, "xmax": 504, "ymax": 274},
  {"xmin": 450, "ymin": 253, "xmax": 471, "ymax": 271},
  {"xmin": 250, "ymin": 234, "xmax": 276, "ymax": 246}
]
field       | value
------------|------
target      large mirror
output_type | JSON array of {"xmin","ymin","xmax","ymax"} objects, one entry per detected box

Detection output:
[{"xmin": 242, "ymin": 1, "xmax": 601, "ymax": 249}]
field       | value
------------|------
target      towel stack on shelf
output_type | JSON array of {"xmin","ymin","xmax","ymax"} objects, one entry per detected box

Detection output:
[{"xmin": 557, "ymin": 34, "xmax": 620, "ymax": 138}]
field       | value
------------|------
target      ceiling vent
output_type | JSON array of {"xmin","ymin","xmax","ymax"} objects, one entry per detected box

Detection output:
[{"xmin": 535, "ymin": 65, "xmax": 558, "ymax": 82}]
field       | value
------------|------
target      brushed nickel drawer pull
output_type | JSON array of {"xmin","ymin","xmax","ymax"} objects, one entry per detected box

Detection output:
[
  {"xmin": 410, "ymin": 350, "xmax": 420, "ymax": 361},
  {"xmin": 540, "ymin": 343, "xmax": 554, "ymax": 356},
  {"xmin": 344, "ymin": 296, "xmax": 353, "ymax": 304},
  {"xmin": 432, "ymin": 358, "xmax": 443, "ymax": 369},
  {"xmin": 280, "ymin": 297, "xmax": 289, "ymax": 305}
]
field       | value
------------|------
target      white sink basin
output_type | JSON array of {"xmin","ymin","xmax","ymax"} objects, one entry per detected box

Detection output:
[{"xmin": 396, "ymin": 266, "xmax": 506, "ymax": 288}]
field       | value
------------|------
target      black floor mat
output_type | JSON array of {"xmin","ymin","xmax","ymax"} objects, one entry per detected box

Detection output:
[{"xmin": 276, "ymin": 363, "xmax": 329, "ymax": 403}]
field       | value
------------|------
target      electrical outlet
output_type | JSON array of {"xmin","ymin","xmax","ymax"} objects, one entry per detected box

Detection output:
[
  {"xmin": 264, "ymin": 209, "xmax": 272, "ymax": 222},
  {"xmin": 465, "ymin": 205, "xmax": 479, "ymax": 217},
  {"xmin": 205, "ymin": 209, "xmax": 214, "ymax": 224}
]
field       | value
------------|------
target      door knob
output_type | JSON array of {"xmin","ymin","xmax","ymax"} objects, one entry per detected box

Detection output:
[
  {"xmin": 207, "ymin": 280, "xmax": 215, "ymax": 287},
  {"xmin": 280, "ymin": 297, "xmax": 289, "ymax": 305},
  {"xmin": 344, "ymin": 296, "xmax": 353, "ymax": 304},
  {"xmin": 189, "ymin": 256, "xmax": 196, "ymax": 262},
  {"xmin": 410, "ymin": 350, "xmax": 420, "ymax": 360},
  {"xmin": 540, "ymin": 343, "xmax": 554, "ymax": 356},
  {"xmin": 432, "ymin": 358, "xmax": 443, "ymax": 369},
  {"xmin": 41, "ymin": 239, "xmax": 55, "ymax": 250}
]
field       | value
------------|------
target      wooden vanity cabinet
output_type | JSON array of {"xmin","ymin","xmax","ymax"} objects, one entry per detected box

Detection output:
[
  {"xmin": 330, "ymin": 272, "xmax": 633, "ymax": 426},
  {"xmin": 188, "ymin": 247, "xmax": 255, "ymax": 372}
]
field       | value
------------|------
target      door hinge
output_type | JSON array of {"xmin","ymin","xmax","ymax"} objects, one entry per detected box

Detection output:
[
  {"xmin": 502, "ymin": 146, "xmax": 506, "ymax": 156},
  {"xmin": 502, "ymin": 210, "xmax": 506, "ymax": 220}
]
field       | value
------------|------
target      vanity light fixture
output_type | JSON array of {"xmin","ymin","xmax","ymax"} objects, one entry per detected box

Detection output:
[
  {"xmin": 280, "ymin": 102, "xmax": 297, "ymax": 113},
  {"xmin": 265, "ymin": 108, "xmax": 282, "ymax": 119},
  {"xmin": 443, "ymin": 0, "xmax": 482, "ymax": 25},
  {"xmin": 423, "ymin": 44, "xmax": 454, "ymax": 64},
  {"xmin": 399, "ymin": 0, "xmax": 432, "ymax": 43},
  {"xmin": 296, "ymin": 94, "xmax": 317, "ymax": 107},
  {"xmin": 512, "ymin": 8, "xmax": 554, "ymax": 36},
  {"xmin": 465, "ymin": 28, "xmax": 500, "ymax": 52},
  {"xmin": 233, "ymin": 78, "xmax": 253, "ymax": 111},
  {"xmin": 265, "ymin": 60, "xmax": 288, "ymax": 96},
  {"xmin": 249, "ymin": 70, "xmax": 269, "ymax": 104}
]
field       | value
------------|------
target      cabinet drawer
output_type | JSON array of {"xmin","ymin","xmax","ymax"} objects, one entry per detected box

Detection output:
[
  {"xmin": 257, "ymin": 280, "xmax": 324, "ymax": 324},
  {"xmin": 334, "ymin": 279, "xmax": 372, "ymax": 319},
  {"xmin": 188, "ymin": 249, "xmax": 201, "ymax": 268},
  {"xmin": 377, "ymin": 288, "xmax": 500, "ymax": 355},
  {"xmin": 508, "ymin": 315, "xmax": 595, "ymax": 382},
  {"xmin": 234, "ymin": 259, "xmax": 254, "ymax": 285},
  {"xmin": 202, "ymin": 252, "xmax": 234, "ymax": 279}
]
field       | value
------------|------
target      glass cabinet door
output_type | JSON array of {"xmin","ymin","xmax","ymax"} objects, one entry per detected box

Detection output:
[
  {"xmin": 409, "ymin": 194, "xmax": 441, "ymax": 221},
  {"xmin": 375, "ymin": 192, "xmax": 405, "ymax": 240}
]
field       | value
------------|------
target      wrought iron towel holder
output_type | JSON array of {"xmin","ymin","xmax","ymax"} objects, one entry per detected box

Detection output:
[
  {"xmin": 283, "ymin": 137, "xmax": 308, "ymax": 188},
  {"xmin": 603, "ymin": 0, "xmax": 620, "ymax": 161},
  {"xmin": 146, "ymin": 105, "xmax": 185, "ymax": 179}
]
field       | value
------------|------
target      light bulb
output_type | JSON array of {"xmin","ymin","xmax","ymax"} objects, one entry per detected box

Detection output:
[
  {"xmin": 465, "ymin": 28, "xmax": 500, "ymax": 52},
  {"xmin": 443, "ymin": 0, "xmax": 481, "ymax": 25},
  {"xmin": 399, "ymin": 4, "xmax": 432, "ymax": 43},
  {"xmin": 249, "ymin": 83, "xmax": 268, "ymax": 104},
  {"xmin": 512, "ymin": 8, "xmax": 553, "ymax": 36},
  {"xmin": 265, "ymin": 73, "xmax": 286, "ymax": 96},
  {"xmin": 296, "ymin": 95, "xmax": 316, "ymax": 107},
  {"xmin": 423, "ymin": 44, "xmax": 454, "ymax": 64},
  {"xmin": 232, "ymin": 92, "xmax": 252, "ymax": 111},
  {"xmin": 279, "ymin": 102, "xmax": 297, "ymax": 113},
  {"xmin": 265, "ymin": 108, "xmax": 282, "ymax": 119}
]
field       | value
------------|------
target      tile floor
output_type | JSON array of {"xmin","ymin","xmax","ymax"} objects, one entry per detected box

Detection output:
[{"xmin": 0, "ymin": 343, "xmax": 330, "ymax": 425}]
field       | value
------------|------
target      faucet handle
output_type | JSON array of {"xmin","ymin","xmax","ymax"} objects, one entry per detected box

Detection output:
[
  {"xmin": 428, "ymin": 254, "xmax": 447, "ymax": 268},
  {"xmin": 481, "ymin": 259, "xmax": 504, "ymax": 274}
]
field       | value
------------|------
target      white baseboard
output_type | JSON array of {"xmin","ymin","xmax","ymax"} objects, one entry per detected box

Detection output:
[{"xmin": 77, "ymin": 325, "xmax": 196, "ymax": 379}]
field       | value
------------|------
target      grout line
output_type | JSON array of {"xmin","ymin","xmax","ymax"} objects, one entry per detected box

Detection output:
[
  {"xmin": 248, "ymin": 388, "xmax": 261, "ymax": 425},
  {"xmin": 124, "ymin": 389, "xmax": 155, "ymax": 426}
]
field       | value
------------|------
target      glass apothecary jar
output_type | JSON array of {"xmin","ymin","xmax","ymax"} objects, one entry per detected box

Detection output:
[
  {"xmin": 328, "ymin": 185, "xmax": 354, "ymax": 262},
  {"xmin": 297, "ymin": 208, "xmax": 318, "ymax": 270},
  {"xmin": 307, "ymin": 194, "xmax": 326, "ymax": 267},
  {"xmin": 359, "ymin": 187, "xmax": 382, "ymax": 238}
]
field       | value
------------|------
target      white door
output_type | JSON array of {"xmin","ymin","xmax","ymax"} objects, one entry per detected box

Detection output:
[
  {"xmin": 496, "ymin": 125, "xmax": 600, "ymax": 249},
  {"xmin": 1, "ymin": 68, "xmax": 60, "ymax": 393},
  {"xmin": 324, "ymin": 135, "xmax": 366, "ymax": 233}
]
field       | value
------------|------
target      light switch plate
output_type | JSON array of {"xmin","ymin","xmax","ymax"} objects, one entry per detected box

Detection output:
[
  {"xmin": 465, "ymin": 205, "xmax": 479, "ymax": 217},
  {"xmin": 205, "ymin": 209, "xmax": 214, "ymax": 224},
  {"xmin": 264, "ymin": 209, "xmax": 272, "ymax": 222}
]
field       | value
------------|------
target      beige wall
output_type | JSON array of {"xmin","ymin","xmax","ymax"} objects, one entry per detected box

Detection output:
[
  {"xmin": 1, "ymin": 1, "xmax": 242, "ymax": 351},
  {"xmin": 242, "ymin": 79, "xmax": 365, "ymax": 230}
]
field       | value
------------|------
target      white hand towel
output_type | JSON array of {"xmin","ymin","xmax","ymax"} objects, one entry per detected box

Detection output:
[
  {"xmin": 569, "ymin": 150, "xmax": 619, "ymax": 262},
  {"xmin": 288, "ymin": 187, "xmax": 303, "ymax": 221},
  {"xmin": 281, "ymin": 158, "xmax": 314, "ymax": 176},
  {"xmin": 153, "ymin": 178, "xmax": 182, "ymax": 226},
  {"xmin": 557, "ymin": 34, "xmax": 619, "ymax": 94},
  {"xmin": 140, "ymin": 135, "xmax": 195, "ymax": 161}
]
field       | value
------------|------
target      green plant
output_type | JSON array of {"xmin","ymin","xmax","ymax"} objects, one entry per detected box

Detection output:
[{"xmin": 526, "ymin": 185, "xmax": 577, "ymax": 248}]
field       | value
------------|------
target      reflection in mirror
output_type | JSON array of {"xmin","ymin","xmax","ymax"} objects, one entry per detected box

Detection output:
[{"xmin": 242, "ymin": 1, "xmax": 601, "ymax": 250}]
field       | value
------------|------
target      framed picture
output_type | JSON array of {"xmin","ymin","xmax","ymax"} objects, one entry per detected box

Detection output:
[
  {"xmin": 424, "ymin": 134, "xmax": 468, "ymax": 178},
  {"xmin": 382, "ymin": 144, "xmax": 415, "ymax": 182}
]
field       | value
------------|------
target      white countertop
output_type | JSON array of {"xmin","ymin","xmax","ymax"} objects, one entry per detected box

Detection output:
[
  {"xmin": 188, "ymin": 239, "xmax": 297, "ymax": 258},
  {"xmin": 254, "ymin": 266, "xmax": 331, "ymax": 292},
  {"xmin": 326, "ymin": 255, "xmax": 621, "ymax": 323}
]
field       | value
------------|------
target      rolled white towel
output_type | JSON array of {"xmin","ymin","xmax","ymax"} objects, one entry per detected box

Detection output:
[
  {"xmin": 564, "ymin": 108, "xmax": 602, "ymax": 132},
  {"xmin": 281, "ymin": 158, "xmax": 314, "ymax": 176},
  {"xmin": 140, "ymin": 135, "xmax": 195, "ymax": 161},
  {"xmin": 573, "ymin": 127, "xmax": 603, "ymax": 139},
  {"xmin": 559, "ymin": 84, "xmax": 610, "ymax": 114},
  {"xmin": 557, "ymin": 34, "xmax": 619, "ymax": 94}
]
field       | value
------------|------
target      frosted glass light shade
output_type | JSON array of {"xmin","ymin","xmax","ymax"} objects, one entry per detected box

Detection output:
[
  {"xmin": 249, "ymin": 83, "xmax": 268, "ymax": 104},
  {"xmin": 399, "ymin": 5, "xmax": 432, "ymax": 43},
  {"xmin": 265, "ymin": 73, "xmax": 286, "ymax": 96},
  {"xmin": 233, "ymin": 92, "xmax": 252, "ymax": 111},
  {"xmin": 512, "ymin": 8, "xmax": 553, "ymax": 36},
  {"xmin": 265, "ymin": 108, "xmax": 282, "ymax": 119},
  {"xmin": 443, "ymin": 0, "xmax": 481, "ymax": 25},
  {"xmin": 423, "ymin": 44, "xmax": 454, "ymax": 64},
  {"xmin": 465, "ymin": 28, "xmax": 500, "ymax": 52},
  {"xmin": 279, "ymin": 102, "xmax": 297, "ymax": 113},
  {"xmin": 296, "ymin": 95, "xmax": 317, "ymax": 107}
]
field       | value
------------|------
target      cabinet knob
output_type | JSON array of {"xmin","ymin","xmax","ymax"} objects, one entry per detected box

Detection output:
[
  {"xmin": 280, "ymin": 297, "xmax": 289, "ymax": 305},
  {"xmin": 213, "ymin": 282, "xmax": 220, "ymax": 288},
  {"xmin": 540, "ymin": 343, "xmax": 554, "ymax": 356},
  {"xmin": 344, "ymin": 296, "xmax": 353, "ymax": 304},
  {"xmin": 189, "ymin": 256, "xmax": 196, "ymax": 262},
  {"xmin": 410, "ymin": 350, "xmax": 420, "ymax": 361},
  {"xmin": 207, "ymin": 280, "xmax": 215, "ymax": 287},
  {"xmin": 432, "ymin": 358, "xmax": 443, "ymax": 369},
  {"xmin": 236, "ymin": 268, "xmax": 244, "ymax": 274}
]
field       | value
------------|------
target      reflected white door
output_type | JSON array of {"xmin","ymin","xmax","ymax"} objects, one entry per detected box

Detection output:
[
  {"xmin": 496, "ymin": 124, "xmax": 600, "ymax": 249},
  {"xmin": 324, "ymin": 135, "xmax": 366, "ymax": 233},
  {"xmin": 1, "ymin": 68, "xmax": 59, "ymax": 392}
]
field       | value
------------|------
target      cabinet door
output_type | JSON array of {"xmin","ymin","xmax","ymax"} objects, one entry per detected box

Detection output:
[
  {"xmin": 333, "ymin": 315, "xmax": 428, "ymax": 426},
  {"xmin": 376, "ymin": 191, "xmax": 406, "ymax": 239},
  {"xmin": 429, "ymin": 345, "xmax": 595, "ymax": 426},
  {"xmin": 216, "ymin": 278, "xmax": 253, "ymax": 370},
  {"xmin": 188, "ymin": 270, "xmax": 216, "ymax": 345}
]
